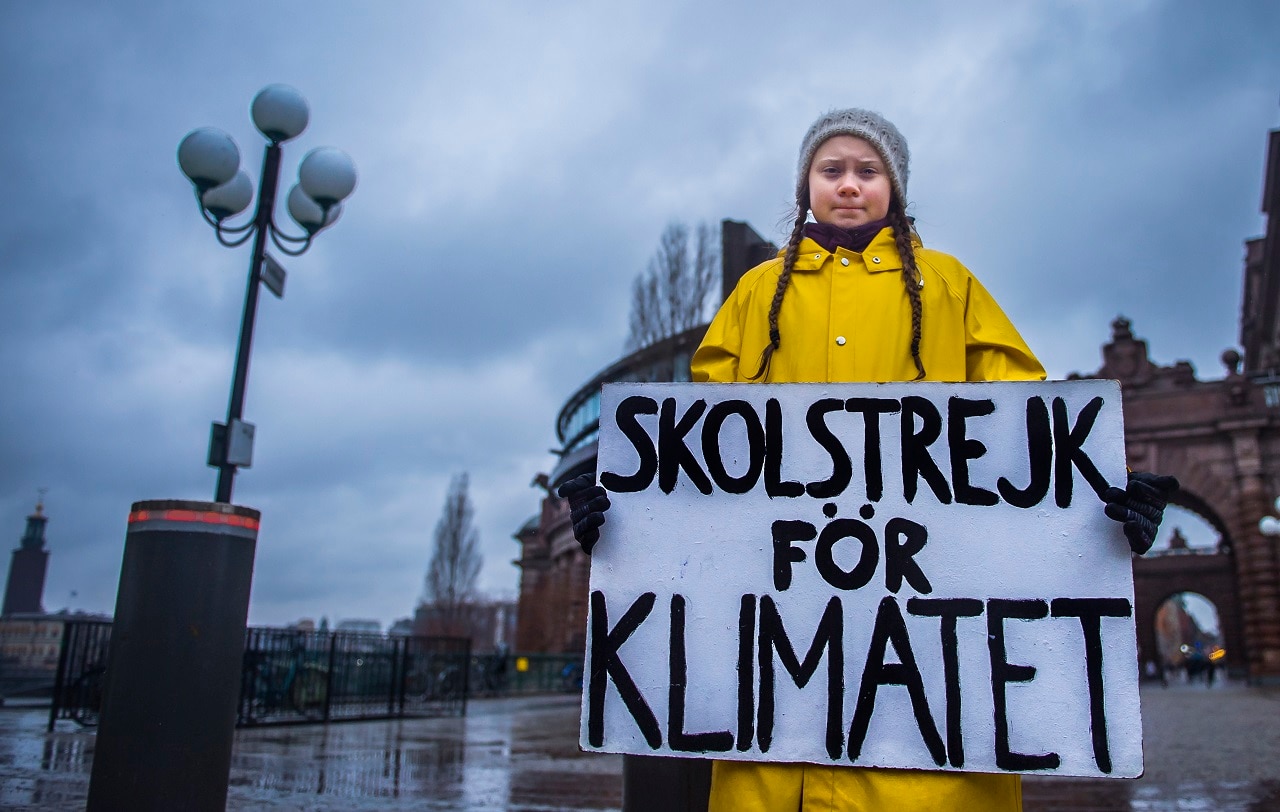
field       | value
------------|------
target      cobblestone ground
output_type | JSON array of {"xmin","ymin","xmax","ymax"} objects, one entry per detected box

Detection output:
[
  {"xmin": 1022, "ymin": 679, "xmax": 1280, "ymax": 811},
  {"xmin": 1, "ymin": 680, "xmax": 1276, "ymax": 811}
]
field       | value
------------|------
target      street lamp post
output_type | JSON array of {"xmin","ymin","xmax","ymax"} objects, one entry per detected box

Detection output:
[
  {"xmin": 86, "ymin": 86, "xmax": 356, "ymax": 812},
  {"xmin": 176, "ymin": 84, "xmax": 356, "ymax": 504}
]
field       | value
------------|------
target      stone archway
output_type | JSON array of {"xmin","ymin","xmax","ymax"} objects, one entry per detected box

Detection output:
[
  {"xmin": 1072, "ymin": 317, "xmax": 1280, "ymax": 682},
  {"xmin": 1133, "ymin": 531, "xmax": 1244, "ymax": 677},
  {"xmin": 1151, "ymin": 590, "xmax": 1224, "ymax": 679}
]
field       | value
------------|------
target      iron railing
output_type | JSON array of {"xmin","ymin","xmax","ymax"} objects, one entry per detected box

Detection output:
[
  {"xmin": 48, "ymin": 620, "xmax": 113, "ymax": 730},
  {"xmin": 49, "ymin": 621, "xmax": 584, "ymax": 730},
  {"xmin": 237, "ymin": 627, "xmax": 472, "ymax": 726},
  {"xmin": 498, "ymin": 652, "xmax": 583, "ymax": 695},
  {"xmin": 49, "ymin": 622, "xmax": 472, "ymax": 729}
]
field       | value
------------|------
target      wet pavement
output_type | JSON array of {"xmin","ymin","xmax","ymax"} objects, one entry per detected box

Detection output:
[{"xmin": 1, "ymin": 680, "xmax": 1277, "ymax": 811}]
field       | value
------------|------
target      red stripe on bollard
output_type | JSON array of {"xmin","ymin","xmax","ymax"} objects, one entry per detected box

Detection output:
[{"xmin": 128, "ymin": 508, "xmax": 260, "ymax": 532}]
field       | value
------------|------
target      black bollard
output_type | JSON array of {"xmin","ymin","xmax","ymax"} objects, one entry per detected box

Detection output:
[{"xmin": 87, "ymin": 500, "xmax": 259, "ymax": 812}]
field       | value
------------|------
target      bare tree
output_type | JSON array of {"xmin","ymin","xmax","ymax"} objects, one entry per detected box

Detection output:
[
  {"xmin": 626, "ymin": 221, "xmax": 719, "ymax": 350},
  {"xmin": 423, "ymin": 473, "xmax": 483, "ymax": 637}
]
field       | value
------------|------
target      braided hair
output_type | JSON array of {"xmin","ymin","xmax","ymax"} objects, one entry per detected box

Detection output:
[
  {"xmin": 747, "ymin": 187, "xmax": 809, "ymax": 380},
  {"xmin": 748, "ymin": 192, "xmax": 926, "ymax": 381},
  {"xmin": 887, "ymin": 202, "xmax": 926, "ymax": 380}
]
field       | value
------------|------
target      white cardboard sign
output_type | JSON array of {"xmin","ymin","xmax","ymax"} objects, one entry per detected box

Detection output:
[{"xmin": 580, "ymin": 380, "xmax": 1141, "ymax": 778}]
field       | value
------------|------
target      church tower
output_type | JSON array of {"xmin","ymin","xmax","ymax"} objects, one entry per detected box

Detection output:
[{"xmin": 2, "ymin": 497, "xmax": 51, "ymax": 616}]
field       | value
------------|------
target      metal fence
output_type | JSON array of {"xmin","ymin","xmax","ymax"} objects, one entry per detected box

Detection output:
[
  {"xmin": 48, "ymin": 620, "xmax": 113, "ymax": 730},
  {"xmin": 49, "ymin": 621, "xmax": 584, "ymax": 730},
  {"xmin": 498, "ymin": 652, "xmax": 584, "ymax": 695},
  {"xmin": 50, "ymin": 622, "xmax": 473, "ymax": 729},
  {"xmin": 238, "ymin": 627, "xmax": 472, "ymax": 726},
  {"xmin": 396, "ymin": 634, "xmax": 472, "ymax": 718}
]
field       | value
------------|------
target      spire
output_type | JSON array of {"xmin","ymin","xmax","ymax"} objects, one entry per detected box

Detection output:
[
  {"xmin": 1111, "ymin": 314, "xmax": 1134, "ymax": 341},
  {"xmin": 20, "ymin": 494, "xmax": 49, "ymax": 552}
]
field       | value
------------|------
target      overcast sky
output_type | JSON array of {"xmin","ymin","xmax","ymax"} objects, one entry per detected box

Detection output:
[{"xmin": 1, "ymin": 1, "xmax": 1276, "ymax": 629}]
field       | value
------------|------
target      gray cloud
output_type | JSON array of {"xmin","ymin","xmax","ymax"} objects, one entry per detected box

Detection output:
[{"xmin": 2, "ymin": 0, "xmax": 1277, "ymax": 627}]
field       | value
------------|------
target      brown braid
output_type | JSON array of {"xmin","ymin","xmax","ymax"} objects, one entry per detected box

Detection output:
[
  {"xmin": 748, "ymin": 189, "xmax": 809, "ymax": 380},
  {"xmin": 887, "ymin": 203, "xmax": 926, "ymax": 380}
]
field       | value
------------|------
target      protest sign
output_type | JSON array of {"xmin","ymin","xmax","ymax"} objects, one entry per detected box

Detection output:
[{"xmin": 580, "ymin": 380, "xmax": 1140, "ymax": 778}]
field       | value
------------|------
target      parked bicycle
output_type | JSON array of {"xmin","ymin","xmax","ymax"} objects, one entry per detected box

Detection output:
[{"xmin": 242, "ymin": 636, "xmax": 329, "ymax": 722}]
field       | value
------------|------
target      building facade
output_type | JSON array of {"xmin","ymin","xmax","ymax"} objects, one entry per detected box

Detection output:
[
  {"xmin": 415, "ymin": 598, "xmax": 517, "ymax": 652},
  {"xmin": 0, "ymin": 614, "xmax": 63, "ymax": 674}
]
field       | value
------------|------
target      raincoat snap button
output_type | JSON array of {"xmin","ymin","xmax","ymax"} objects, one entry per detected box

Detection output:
[
  {"xmin": 841, "ymin": 258, "xmax": 850, "ymax": 266},
  {"xmin": 814, "ymin": 254, "xmax": 821, "ymax": 260},
  {"xmin": 835, "ymin": 336, "xmax": 847, "ymax": 346},
  {"xmin": 872, "ymin": 256, "xmax": 881, "ymax": 264}
]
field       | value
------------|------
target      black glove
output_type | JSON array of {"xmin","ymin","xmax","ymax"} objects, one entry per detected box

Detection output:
[
  {"xmin": 557, "ymin": 473, "xmax": 611, "ymax": 555},
  {"xmin": 1103, "ymin": 472, "xmax": 1179, "ymax": 555}
]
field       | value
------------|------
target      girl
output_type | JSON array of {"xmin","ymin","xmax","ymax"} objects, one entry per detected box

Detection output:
[{"xmin": 562, "ymin": 108, "xmax": 1176, "ymax": 812}]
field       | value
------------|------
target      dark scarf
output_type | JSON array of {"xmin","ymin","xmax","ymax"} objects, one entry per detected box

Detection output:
[{"xmin": 803, "ymin": 217, "xmax": 891, "ymax": 254}]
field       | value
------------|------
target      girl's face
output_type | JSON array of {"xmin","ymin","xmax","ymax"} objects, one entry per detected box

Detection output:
[{"xmin": 807, "ymin": 135, "xmax": 892, "ymax": 228}]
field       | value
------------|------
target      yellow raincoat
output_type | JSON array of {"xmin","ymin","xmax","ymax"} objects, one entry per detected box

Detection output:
[{"xmin": 691, "ymin": 227, "xmax": 1045, "ymax": 811}]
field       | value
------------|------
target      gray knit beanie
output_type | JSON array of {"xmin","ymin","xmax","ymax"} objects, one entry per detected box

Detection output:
[{"xmin": 796, "ymin": 108, "xmax": 910, "ymax": 207}]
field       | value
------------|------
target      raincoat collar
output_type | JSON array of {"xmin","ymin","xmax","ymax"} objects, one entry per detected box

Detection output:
[{"xmin": 788, "ymin": 226, "xmax": 919, "ymax": 273}]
